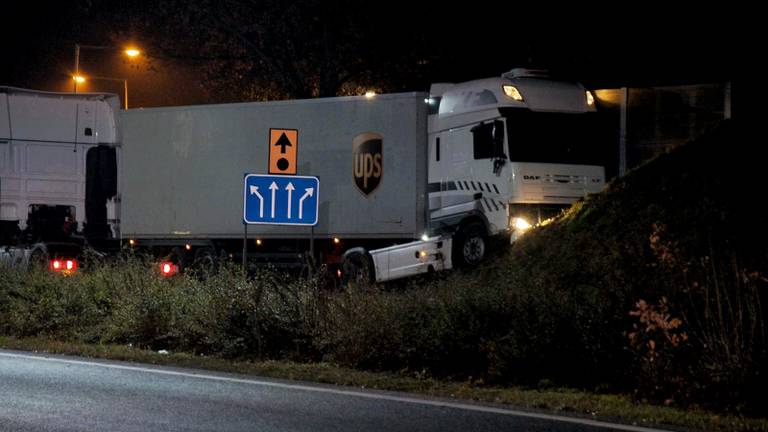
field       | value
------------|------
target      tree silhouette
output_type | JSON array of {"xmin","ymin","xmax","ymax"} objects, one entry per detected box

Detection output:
[{"xmin": 106, "ymin": 0, "xmax": 433, "ymax": 101}]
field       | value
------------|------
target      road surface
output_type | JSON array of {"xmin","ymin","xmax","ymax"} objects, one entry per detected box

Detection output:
[{"xmin": 0, "ymin": 349, "xmax": 668, "ymax": 432}]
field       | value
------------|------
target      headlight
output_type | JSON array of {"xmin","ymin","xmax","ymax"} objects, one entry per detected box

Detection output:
[
  {"xmin": 502, "ymin": 85, "xmax": 524, "ymax": 102},
  {"xmin": 512, "ymin": 217, "xmax": 532, "ymax": 232},
  {"xmin": 586, "ymin": 90, "xmax": 595, "ymax": 107}
]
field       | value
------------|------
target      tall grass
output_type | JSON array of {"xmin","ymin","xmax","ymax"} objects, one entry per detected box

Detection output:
[
  {"xmin": 1, "ymin": 239, "xmax": 765, "ymax": 415},
  {"xmin": 629, "ymin": 224, "xmax": 768, "ymax": 413},
  {"xmin": 4, "ymin": 120, "xmax": 763, "ymax": 416}
]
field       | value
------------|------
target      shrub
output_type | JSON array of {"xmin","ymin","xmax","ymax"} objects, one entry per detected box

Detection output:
[{"xmin": 0, "ymin": 265, "xmax": 109, "ymax": 340}]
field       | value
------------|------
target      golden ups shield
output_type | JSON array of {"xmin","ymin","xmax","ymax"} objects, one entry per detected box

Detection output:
[{"xmin": 352, "ymin": 132, "xmax": 382, "ymax": 197}]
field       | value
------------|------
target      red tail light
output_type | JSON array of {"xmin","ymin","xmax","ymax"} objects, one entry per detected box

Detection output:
[
  {"xmin": 50, "ymin": 259, "xmax": 77, "ymax": 273},
  {"xmin": 160, "ymin": 262, "xmax": 178, "ymax": 277}
]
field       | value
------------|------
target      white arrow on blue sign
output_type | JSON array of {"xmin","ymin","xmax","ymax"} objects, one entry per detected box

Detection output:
[{"xmin": 243, "ymin": 174, "xmax": 319, "ymax": 226}]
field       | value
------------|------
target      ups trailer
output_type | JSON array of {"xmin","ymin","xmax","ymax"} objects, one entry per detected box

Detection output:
[{"xmin": 1, "ymin": 69, "xmax": 608, "ymax": 282}]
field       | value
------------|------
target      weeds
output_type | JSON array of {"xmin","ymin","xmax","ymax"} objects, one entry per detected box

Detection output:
[
  {"xmin": 1, "ymin": 119, "xmax": 763, "ymax": 416},
  {"xmin": 2, "ymin": 238, "xmax": 765, "ymax": 415}
]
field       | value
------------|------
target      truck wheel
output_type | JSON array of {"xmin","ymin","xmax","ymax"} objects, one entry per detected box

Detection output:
[
  {"xmin": 167, "ymin": 247, "xmax": 186, "ymax": 273},
  {"xmin": 453, "ymin": 222, "xmax": 486, "ymax": 267},
  {"xmin": 342, "ymin": 250, "xmax": 373, "ymax": 286},
  {"xmin": 193, "ymin": 247, "xmax": 217, "ymax": 275},
  {"xmin": 28, "ymin": 244, "xmax": 49, "ymax": 269}
]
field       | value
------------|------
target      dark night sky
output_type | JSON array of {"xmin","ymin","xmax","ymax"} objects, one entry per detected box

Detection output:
[{"xmin": 1, "ymin": 1, "xmax": 735, "ymax": 108}]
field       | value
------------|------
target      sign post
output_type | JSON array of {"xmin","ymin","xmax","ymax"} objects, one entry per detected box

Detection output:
[
  {"xmin": 242, "ymin": 223, "xmax": 248, "ymax": 274},
  {"xmin": 245, "ymin": 123, "xmax": 316, "ymax": 273}
]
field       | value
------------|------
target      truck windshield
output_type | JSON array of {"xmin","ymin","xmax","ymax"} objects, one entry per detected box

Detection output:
[{"xmin": 502, "ymin": 108, "xmax": 608, "ymax": 166}]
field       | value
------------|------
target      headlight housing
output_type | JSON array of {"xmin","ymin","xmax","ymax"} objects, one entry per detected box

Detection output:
[
  {"xmin": 503, "ymin": 85, "xmax": 524, "ymax": 102},
  {"xmin": 586, "ymin": 90, "xmax": 595, "ymax": 107},
  {"xmin": 511, "ymin": 217, "xmax": 532, "ymax": 232}
]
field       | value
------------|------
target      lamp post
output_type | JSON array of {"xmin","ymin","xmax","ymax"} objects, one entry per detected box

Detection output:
[
  {"xmin": 73, "ymin": 43, "xmax": 140, "ymax": 93},
  {"xmin": 72, "ymin": 75, "xmax": 129, "ymax": 109}
]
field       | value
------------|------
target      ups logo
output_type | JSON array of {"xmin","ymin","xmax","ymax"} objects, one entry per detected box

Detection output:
[{"xmin": 352, "ymin": 132, "xmax": 382, "ymax": 196}]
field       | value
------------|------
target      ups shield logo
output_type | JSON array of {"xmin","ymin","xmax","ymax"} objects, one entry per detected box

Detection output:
[{"xmin": 353, "ymin": 133, "xmax": 383, "ymax": 196}]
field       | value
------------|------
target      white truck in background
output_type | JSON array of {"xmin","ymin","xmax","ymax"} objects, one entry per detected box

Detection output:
[
  {"xmin": 1, "ymin": 88, "xmax": 120, "ymax": 271},
  {"xmin": 1, "ymin": 69, "xmax": 608, "ymax": 282}
]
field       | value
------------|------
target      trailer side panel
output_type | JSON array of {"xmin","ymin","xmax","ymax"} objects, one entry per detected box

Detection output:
[{"xmin": 121, "ymin": 93, "xmax": 428, "ymax": 239}]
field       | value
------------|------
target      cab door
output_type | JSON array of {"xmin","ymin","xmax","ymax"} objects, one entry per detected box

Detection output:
[{"xmin": 467, "ymin": 118, "xmax": 510, "ymax": 234}]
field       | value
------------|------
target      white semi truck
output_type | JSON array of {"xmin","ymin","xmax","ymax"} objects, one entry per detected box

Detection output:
[{"xmin": 1, "ymin": 69, "xmax": 607, "ymax": 282}]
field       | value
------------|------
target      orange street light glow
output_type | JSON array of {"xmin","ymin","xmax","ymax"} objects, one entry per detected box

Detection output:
[
  {"xmin": 73, "ymin": 75, "xmax": 86, "ymax": 83},
  {"xmin": 125, "ymin": 49, "xmax": 140, "ymax": 57}
]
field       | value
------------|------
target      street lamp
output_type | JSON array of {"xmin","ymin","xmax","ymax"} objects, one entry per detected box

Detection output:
[
  {"xmin": 72, "ymin": 75, "xmax": 129, "ymax": 109},
  {"xmin": 73, "ymin": 43, "xmax": 140, "ymax": 92}
]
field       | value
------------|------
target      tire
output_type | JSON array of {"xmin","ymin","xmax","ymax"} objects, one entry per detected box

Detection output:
[
  {"xmin": 27, "ymin": 244, "xmax": 49, "ymax": 270},
  {"xmin": 453, "ymin": 222, "xmax": 487, "ymax": 267},
  {"xmin": 193, "ymin": 247, "xmax": 217, "ymax": 275},
  {"xmin": 167, "ymin": 247, "xmax": 186, "ymax": 273},
  {"xmin": 341, "ymin": 250, "xmax": 373, "ymax": 286}
]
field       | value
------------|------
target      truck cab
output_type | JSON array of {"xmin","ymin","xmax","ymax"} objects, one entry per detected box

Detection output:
[
  {"xmin": 427, "ymin": 69, "xmax": 607, "ymax": 263},
  {"xmin": 0, "ymin": 87, "xmax": 120, "ymax": 267}
]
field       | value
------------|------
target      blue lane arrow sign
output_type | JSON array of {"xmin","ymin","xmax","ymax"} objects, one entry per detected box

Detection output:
[{"xmin": 243, "ymin": 174, "xmax": 319, "ymax": 226}]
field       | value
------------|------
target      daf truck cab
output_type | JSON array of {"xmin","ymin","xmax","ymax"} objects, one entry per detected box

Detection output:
[
  {"xmin": 366, "ymin": 69, "xmax": 607, "ymax": 281},
  {"xmin": 424, "ymin": 68, "xmax": 605, "ymax": 264}
]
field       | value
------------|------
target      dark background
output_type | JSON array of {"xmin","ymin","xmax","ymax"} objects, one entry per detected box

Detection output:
[{"xmin": 1, "ymin": 1, "xmax": 736, "ymax": 108}]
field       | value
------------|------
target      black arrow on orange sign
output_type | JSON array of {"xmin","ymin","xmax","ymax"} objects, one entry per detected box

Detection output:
[{"xmin": 275, "ymin": 133, "xmax": 292, "ymax": 154}]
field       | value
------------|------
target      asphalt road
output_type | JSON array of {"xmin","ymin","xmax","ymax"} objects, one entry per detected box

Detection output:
[{"xmin": 0, "ymin": 350, "xmax": 668, "ymax": 432}]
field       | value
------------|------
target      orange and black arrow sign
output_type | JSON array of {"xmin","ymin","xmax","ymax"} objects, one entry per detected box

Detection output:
[{"xmin": 268, "ymin": 128, "xmax": 298, "ymax": 174}]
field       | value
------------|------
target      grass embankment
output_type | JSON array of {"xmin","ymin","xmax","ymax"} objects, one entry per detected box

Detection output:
[{"xmin": 2, "ymin": 119, "xmax": 764, "ymax": 430}]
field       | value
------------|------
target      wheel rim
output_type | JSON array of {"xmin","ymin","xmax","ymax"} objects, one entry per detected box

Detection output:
[
  {"xmin": 349, "ymin": 261, "xmax": 366, "ymax": 283},
  {"xmin": 343, "ymin": 255, "xmax": 368, "ymax": 285},
  {"xmin": 463, "ymin": 236, "xmax": 485, "ymax": 264},
  {"xmin": 196, "ymin": 253, "xmax": 215, "ymax": 273},
  {"xmin": 29, "ymin": 249, "xmax": 48, "ymax": 268},
  {"xmin": 354, "ymin": 266, "xmax": 365, "ymax": 283}
]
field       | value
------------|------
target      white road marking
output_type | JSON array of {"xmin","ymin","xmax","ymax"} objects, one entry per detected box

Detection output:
[{"xmin": 0, "ymin": 351, "xmax": 670, "ymax": 432}]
